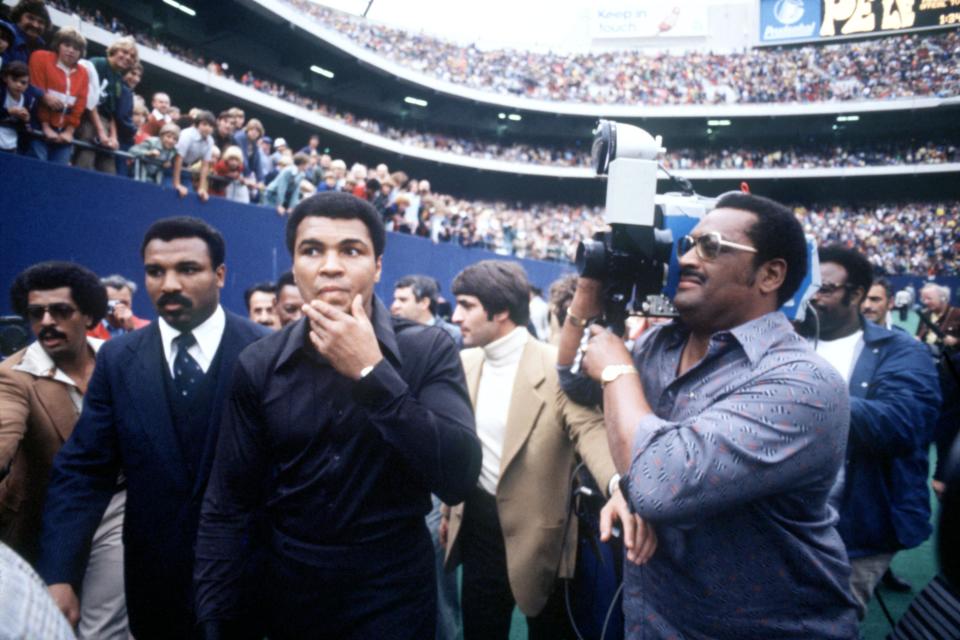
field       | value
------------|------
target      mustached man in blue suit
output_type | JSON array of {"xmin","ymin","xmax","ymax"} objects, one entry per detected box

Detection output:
[{"xmin": 38, "ymin": 217, "xmax": 269, "ymax": 639}]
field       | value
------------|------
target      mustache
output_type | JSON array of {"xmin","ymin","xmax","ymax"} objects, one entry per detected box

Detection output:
[
  {"xmin": 679, "ymin": 266, "xmax": 706, "ymax": 283},
  {"xmin": 156, "ymin": 293, "xmax": 193, "ymax": 309},
  {"xmin": 38, "ymin": 327, "xmax": 67, "ymax": 341}
]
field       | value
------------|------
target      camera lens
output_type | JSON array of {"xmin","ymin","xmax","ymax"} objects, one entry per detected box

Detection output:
[{"xmin": 575, "ymin": 239, "xmax": 607, "ymax": 279}]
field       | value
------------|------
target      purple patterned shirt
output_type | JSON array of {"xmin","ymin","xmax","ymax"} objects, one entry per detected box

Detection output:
[{"xmin": 562, "ymin": 311, "xmax": 859, "ymax": 639}]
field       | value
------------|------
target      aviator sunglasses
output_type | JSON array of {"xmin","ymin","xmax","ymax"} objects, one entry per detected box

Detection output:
[{"xmin": 25, "ymin": 303, "xmax": 78, "ymax": 322}]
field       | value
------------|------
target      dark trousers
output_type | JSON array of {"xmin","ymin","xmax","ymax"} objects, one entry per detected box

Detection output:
[
  {"xmin": 266, "ymin": 526, "xmax": 436, "ymax": 640},
  {"xmin": 460, "ymin": 487, "xmax": 576, "ymax": 640}
]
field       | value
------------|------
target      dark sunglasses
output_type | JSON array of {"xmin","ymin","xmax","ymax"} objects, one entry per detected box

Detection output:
[
  {"xmin": 677, "ymin": 232, "xmax": 757, "ymax": 261},
  {"xmin": 26, "ymin": 303, "xmax": 78, "ymax": 321}
]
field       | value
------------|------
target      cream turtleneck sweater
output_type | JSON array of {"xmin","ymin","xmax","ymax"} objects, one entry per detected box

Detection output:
[{"xmin": 475, "ymin": 326, "xmax": 528, "ymax": 495}]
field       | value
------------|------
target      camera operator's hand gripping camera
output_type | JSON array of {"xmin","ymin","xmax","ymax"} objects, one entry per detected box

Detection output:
[{"xmin": 576, "ymin": 120, "xmax": 819, "ymax": 340}]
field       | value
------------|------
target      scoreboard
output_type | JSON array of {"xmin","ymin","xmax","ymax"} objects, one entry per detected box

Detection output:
[{"xmin": 759, "ymin": 0, "xmax": 960, "ymax": 44}]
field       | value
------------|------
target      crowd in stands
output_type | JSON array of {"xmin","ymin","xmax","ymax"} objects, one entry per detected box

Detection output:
[
  {"xmin": 17, "ymin": 0, "xmax": 957, "ymax": 172},
  {"xmin": 799, "ymin": 202, "xmax": 959, "ymax": 277},
  {"xmin": 280, "ymin": 0, "xmax": 960, "ymax": 105},
  {"xmin": 1, "ymin": 1, "xmax": 957, "ymax": 277}
]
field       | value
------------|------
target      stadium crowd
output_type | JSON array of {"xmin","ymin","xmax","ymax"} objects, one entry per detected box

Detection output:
[
  {"xmin": 282, "ymin": 0, "xmax": 960, "ymax": 105},
  {"xmin": 1, "ymin": 3, "xmax": 956, "ymax": 276},
  {"xmin": 13, "ymin": 1, "xmax": 956, "ymax": 172}
]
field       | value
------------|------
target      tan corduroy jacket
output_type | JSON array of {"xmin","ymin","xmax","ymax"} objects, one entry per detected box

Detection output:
[{"xmin": 444, "ymin": 335, "xmax": 616, "ymax": 616}]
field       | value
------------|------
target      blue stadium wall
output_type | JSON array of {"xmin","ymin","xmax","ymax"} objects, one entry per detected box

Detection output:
[
  {"xmin": 0, "ymin": 153, "xmax": 572, "ymax": 319},
  {"xmin": 1, "ymin": 153, "xmax": 955, "ymax": 321}
]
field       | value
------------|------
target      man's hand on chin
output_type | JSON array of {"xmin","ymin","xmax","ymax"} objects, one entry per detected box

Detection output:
[{"xmin": 303, "ymin": 294, "xmax": 383, "ymax": 379}]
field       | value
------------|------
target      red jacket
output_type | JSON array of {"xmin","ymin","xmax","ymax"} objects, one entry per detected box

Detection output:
[
  {"xmin": 28, "ymin": 50, "xmax": 88, "ymax": 130},
  {"xmin": 87, "ymin": 316, "xmax": 151, "ymax": 341}
]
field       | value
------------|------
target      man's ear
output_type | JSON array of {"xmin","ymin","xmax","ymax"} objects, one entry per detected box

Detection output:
[
  {"xmin": 756, "ymin": 258, "xmax": 787, "ymax": 298},
  {"xmin": 215, "ymin": 264, "xmax": 226, "ymax": 289}
]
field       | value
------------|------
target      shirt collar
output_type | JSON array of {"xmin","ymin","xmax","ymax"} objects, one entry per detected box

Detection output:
[
  {"xmin": 157, "ymin": 305, "xmax": 226, "ymax": 362},
  {"xmin": 724, "ymin": 311, "xmax": 792, "ymax": 365},
  {"xmin": 276, "ymin": 295, "xmax": 401, "ymax": 370},
  {"xmin": 55, "ymin": 59, "xmax": 75, "ymax": 75},
  {"xmin": 661, "ymin": 310, "xmax": 790, "ymax": 366},
  {"xmin": 14, "ymin": 336, "xmax": 103, "ymax": 386},
  {"xmin": 482, "ymin": 325, "xmax": 528, "ymax": 364}
]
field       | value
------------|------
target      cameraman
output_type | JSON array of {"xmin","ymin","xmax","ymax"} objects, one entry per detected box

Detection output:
[
  {"xmin": 88, "ymin": 274, "xmax": 150, "ymax": 340},
  {"xmin": 916, "ymin": 283, "xmax": 959, "ymax": 351},
  {"xmin": 557, "ymin": 193, "xmax": 858, "ymax": 639}
]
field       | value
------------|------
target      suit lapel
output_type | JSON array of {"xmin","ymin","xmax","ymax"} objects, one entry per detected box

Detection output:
[
  {"xmin": 33, "ymin": 378, "xmax": 78, "ymax": 443},
  {"xmin": 125, "ymin": 325, "xmax": 190, "ymax": 491},
  {"xmin": 500, "ymin": 339, "xmax": 546, "ymax": 477}
]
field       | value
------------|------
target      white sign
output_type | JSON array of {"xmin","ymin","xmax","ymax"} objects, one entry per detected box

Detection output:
[{"xmin": 590, "ymin": 1, "xmax": 709, "ymax": 39}]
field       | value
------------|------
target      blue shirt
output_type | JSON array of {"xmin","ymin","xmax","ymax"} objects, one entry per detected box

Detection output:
[{"xmin": 561, "ymin": 311, "xmax": 858, "ymax": 639}]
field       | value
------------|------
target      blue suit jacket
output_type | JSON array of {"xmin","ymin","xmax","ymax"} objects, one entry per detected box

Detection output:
[
  {"xmin": 837, "ymin": 318, "xmax": 941, "ymax": 558},
  {"xmin": 38, "ymin": 311, "xmax": 268, "ymax": 638}
]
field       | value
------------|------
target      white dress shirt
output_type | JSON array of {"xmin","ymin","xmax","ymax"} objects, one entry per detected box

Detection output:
[{"xmin": 157, "ymin": 305, "xmax": 226, "ymax": 377}]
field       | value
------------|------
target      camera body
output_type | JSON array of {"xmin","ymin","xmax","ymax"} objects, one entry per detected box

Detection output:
[{"xmin": 578, "ymin": 119, "xmax": 817, "ymax": 334}]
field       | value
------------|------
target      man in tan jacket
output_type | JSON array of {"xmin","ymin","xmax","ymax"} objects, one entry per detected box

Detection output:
[
  {"xmin": 441, "ymin": 260, "xmax": 654, "ymax": 640},
  {"xmin": 0, "ymin": 261, "xmax": 127, "ymax": 639}
]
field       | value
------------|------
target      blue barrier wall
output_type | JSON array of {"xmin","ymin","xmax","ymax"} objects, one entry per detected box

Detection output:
[
  {"xmin": 0, "ymin": 153, "xmax": 572, "ymax": 319},
  {"xmin": 1, "ymin": 153, "xmax": 956, "ymax": 321}
]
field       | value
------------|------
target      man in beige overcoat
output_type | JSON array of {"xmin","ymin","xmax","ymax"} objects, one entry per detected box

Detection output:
[{"xmin": 441, "ymin": 260, "xmax": 654, "ymax": 640}]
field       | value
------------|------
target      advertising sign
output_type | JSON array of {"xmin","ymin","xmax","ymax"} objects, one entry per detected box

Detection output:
[
  {"xmin": 759, "ymin": 0, "xmax": 822, "ymax": 42},
  {"xmin": 591, "ymin": 1, "xmax": 709, "ymax": 39},
  {"xmin": 760, "ymin": 0, "xmax": 960, "ymax": 43}
]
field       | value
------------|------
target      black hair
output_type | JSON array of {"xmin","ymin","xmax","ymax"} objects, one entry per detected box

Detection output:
[
  {"xmin": 714, "ymin": 192, "xmax": 807, "ymax": 307},
  {"xmin": 194, "ymin": 110, "xmax": 216, "ymax": 127},
  {"xmin": 818, "ymin": 245, "xmax": 874, "ymax": 304},
  {"xmin": 452, "ymin": 260, "xmax": 530, "ymax": 327},
  {"xmin": 140, "ymin": 216, "xmax": 226, "ymax": 268},
  {"xmin": 1, "ymin": 60, "xmax": 29, "ymax": 80},
  {"xmin": 11, "ymin": 1, "xmax": 50, "ymax": 28},
  {"xmin": 871, "ymin": 276, "xmax": 893, "ymax": 299},
  {"xmin": 285, "ymin": 192, "xmax": 385, "ymax": 257},
  {"xmin": 395, "ymin": 274, "xmax": 438, "ymax": 315},
  {"xmin": 10, "ymin": 261, "xmax": 107, "ymax": 327},
  {"xmin": 244, "ymin": 281, "xmax": 276, "ymax": 310},
  {"xmin": 276, "ymin": 271, "xmax": 296, "ymax": 292}
]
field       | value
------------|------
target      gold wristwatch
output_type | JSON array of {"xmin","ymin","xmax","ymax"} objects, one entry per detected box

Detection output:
[{"xmin": 601, "ymin": 364, "xmax": 639, "ymax": 388}]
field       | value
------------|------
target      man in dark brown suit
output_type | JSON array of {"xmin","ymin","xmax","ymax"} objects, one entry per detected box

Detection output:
[{"xmin": 0, "ymin": 261, "xmax": 128, "ymax": 638}]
